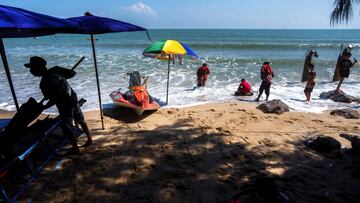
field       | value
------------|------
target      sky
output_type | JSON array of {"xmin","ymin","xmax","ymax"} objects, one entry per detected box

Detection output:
[{"xmin": 2, "ymin": 0, "xmax": 360, "ymax": 29}]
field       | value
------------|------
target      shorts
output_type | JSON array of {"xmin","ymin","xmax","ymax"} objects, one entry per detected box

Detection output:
[
  {"xmin": 304, "ymin": 86, "xmax": 314, "ymax": 93},
  {"xmin": 57, "ymin": 100, "xmax": 85, "ymax": 125},
  {"xmin": 259, "ymin": 81, "xmax": 271, "ymax": 95},
  {"xmin": 339, "ymin": 68, "xmax": 350, "ymax": 78},
  {"xmin": 73, "ymin": 102, "xmax": 85, "ymax": 124}
]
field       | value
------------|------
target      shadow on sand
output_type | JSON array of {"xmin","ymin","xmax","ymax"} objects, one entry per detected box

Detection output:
[
  {"xmin": 103, "ymin": 106, "xmax": 157, "ymax": 123},
  {"xmin": 20, "ymin": 117, "xmax": 360, "ymax": 203}
]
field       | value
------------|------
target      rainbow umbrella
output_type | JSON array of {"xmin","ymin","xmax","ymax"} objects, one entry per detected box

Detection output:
[{"xmin": 143, "ymin": 39, "xmax": 198, "ymax": 105}]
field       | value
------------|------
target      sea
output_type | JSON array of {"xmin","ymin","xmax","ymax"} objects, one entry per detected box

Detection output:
[{"xmin": 1, "ymin": 29, "xmax": 360, "ymax": 113}]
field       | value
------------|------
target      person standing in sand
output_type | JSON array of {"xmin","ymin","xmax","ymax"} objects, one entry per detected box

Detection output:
[
  {"xmin": 335, "ymin": 52, "xmax": 357, "ymax": 93},
  {"xmin": 25, "ymin": 56, "xmax": 92, "ymax": 153},
  {"xmin": 255, "ymin": 62, "xmax": 274, "ymax": 102},
  {"xmin": 197, "ymin": 63, "xmax": 210, "ymax": 87},
  {"xmin": 304, "ymin": 63, "xmax": 316, "ymax": 101}
]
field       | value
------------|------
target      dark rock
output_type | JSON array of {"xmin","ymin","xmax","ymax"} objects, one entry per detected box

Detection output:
[
  {"xmin": 305, "ymin": 135, "xmax": 341, "ymax": 153},
  {"xmin": 255, "ymin": 175, "xmax": 290, "ymax": 203},
  {"xmin": 330, "ymin": 109, "xmax": 360, "ymax": 119},
  {"xmin": 340, "ymin": 133, "xmax": 360, "ymax": 155},
  {"xmin": 319, "ymin": 90, "xmax": 360, "ymax": 103},
  {"xmin": 256, "ymin": 100, "xmax": 289, "ymax": 115}
]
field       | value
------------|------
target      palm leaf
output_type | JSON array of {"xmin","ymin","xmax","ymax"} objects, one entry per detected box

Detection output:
[{"xmin": 330, "ymin": 0, "xmax": 360, "ymax": 25}]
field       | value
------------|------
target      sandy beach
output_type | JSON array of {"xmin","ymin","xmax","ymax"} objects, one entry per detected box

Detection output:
[
  {"xmin": 3, "ymin": 1, "xmax": 360, "ymax": 202},
  {"xmin": 1, "ymin": 100, "xmax": 356, "ymax": 202}
]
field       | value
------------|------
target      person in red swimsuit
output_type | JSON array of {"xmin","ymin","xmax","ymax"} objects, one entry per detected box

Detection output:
[{"xmin": 197, "ymin": 63, "xmax": 210, "ymax": 87}]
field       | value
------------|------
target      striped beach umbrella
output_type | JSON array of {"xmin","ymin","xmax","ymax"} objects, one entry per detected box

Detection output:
[{"xmin": 143, "ymin": 39, "xmax": 198, "ymax": 105}]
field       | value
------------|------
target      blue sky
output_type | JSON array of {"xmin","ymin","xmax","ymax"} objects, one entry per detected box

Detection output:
[{"xmin": 2, "ymin": 0, "xmax": 360, "ymax": 29}]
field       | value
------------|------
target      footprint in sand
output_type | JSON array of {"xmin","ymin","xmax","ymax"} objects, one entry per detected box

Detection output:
[
  {"xmin": 241, "ymin": 136, "xmax": 250, "ymax": 143},
  {"xmin": 312, "ymin": 119, "xmax": 325, "ymax": 124},
  {"xmin": 262, "ymin": 138, "xmax": 278, "ymax": 147},
  {"xmin": 291, "ymin": 118, "xmax": 302, "ymax": 122},
  {"xmin": 188, "ymin": 111, "xmax": 196, "ymax": 115},
  {"xmin": 216, "ymin": 127, "xmax": 231, "ymax": 135},
  {"xmin": 216, "ymin": 113, "xmax": 224, "ymax": 117}
]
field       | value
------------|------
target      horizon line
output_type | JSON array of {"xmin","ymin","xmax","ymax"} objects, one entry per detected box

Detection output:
[{"xmin": 145, "ymin": 28, "xmax": 360, "ymax": 30}]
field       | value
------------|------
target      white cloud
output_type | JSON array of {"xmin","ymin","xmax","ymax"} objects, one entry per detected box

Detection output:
[{"xmin": 126, "ymin": 2, "xmax": 157, "ymax": 17}]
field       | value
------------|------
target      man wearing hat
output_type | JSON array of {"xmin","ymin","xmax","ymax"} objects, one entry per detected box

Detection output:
[{"xmin": 25, "ymin": 56, "xmax": 92, "ymax": 153}]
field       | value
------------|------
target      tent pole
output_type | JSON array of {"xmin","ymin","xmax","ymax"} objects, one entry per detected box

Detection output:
[
  {"xmin": 166, "ymin": 55, "xmax": 170, "ymax": 105},
  {"xmin": 90, "ymin": 34, "xmax": 105, "ymax": 130},
  {"xmin": 0, "ymin": 37, "xmax": 19, "ymax": 110}
]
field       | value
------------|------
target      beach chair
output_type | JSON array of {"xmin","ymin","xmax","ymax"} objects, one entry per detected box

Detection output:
[
  {"xmin": 0, "ymin": 98, "xmax": 86, "ymax": 203},
  {"xmin": 0, "ymin": 97, "xmax": 44, "ymax": 155}
]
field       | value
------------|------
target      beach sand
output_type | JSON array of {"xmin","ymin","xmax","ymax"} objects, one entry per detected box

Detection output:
[{"xmin": 2, "ymin": 101, "xmax": 360, "ymax": 202}]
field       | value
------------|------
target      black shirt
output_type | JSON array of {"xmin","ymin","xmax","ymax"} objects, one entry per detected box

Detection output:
[{"xmin": 40, "ymin": 66, "xmax": 77, "ymax": 107}]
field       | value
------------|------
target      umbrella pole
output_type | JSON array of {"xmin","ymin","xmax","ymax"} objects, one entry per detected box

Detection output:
[
  {"xmin": 90, "ymin": 34, "xmax": 105, "ymax": 130},
  {"xmin": 166, "ymin": 55, "xmax": 171, "ymax": 105},
  {"xmin": 0, "ymin": 37, "xmax": 19, "ymax": 111}
]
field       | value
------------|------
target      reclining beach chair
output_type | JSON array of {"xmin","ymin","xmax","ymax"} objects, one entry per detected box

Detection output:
[
  {"xmin": 0, "ymin": 98, "xmax": 86, "ymax": 203},
  {"xmin": 0, "ymin": 97, "xmax": 43, "ymax": 156}
]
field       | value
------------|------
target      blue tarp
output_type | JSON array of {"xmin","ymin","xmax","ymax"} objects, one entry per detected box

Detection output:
[
  {"xmin": 67, "ymin": 15, "xmax": 147, "ymax": 34},
  {"xmin": 0, "ymin": 4, "xmax": 79, "ymax": 110},
  {"xmin": 0, "ymin": 4, "xmax": 77, "ymax": 38}
]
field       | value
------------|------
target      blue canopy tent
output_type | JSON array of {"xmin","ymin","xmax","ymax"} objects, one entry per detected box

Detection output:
[
  {"xmin": 67, "ymin": 13, "xmax": 149, "ymax": 129},
  {"xmin": 0, "ymin": 4, "xmax": 77, "ymax": 110}
]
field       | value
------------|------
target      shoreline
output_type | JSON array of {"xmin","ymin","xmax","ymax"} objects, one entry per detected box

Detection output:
[
  {"xmin": 2, "ymin": 92, "xmax": 359, "ymax": 114},
  {"xmin": 0, "ymin": 99, "xmax": 355, "ymax": 123},
  {"xmin": 1, "ymin": 100, "xmax": 360, "ymax": 202}
]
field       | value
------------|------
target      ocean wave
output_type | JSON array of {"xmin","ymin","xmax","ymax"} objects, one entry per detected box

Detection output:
[
  {"xmin": 63, "ymin": 42, "xmax": 347, "ymax": 50},
  {"xmin": 2, "ymin": 30, "xmax": 360, "ymax": 113}
]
